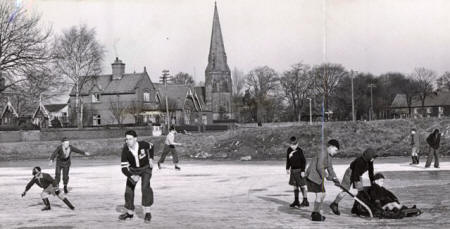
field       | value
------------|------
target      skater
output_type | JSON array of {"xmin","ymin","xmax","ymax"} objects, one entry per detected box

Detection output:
[
  {"xmin": 305, "ymin": 139, "xmax": 341, "ymax": 221},
  {"xmin": 330, "ymin": 147, "xmax": 377, "ymax": 215},
  {"xmin": 158, "ymin": 126, "xmax": 182, "ymax": 170},
  {"xmin": 425, "ymin": 129, "xmax": 441, "ymax": 168},
  {"xmin": 410, "ymin": 128, "xmax": 420, "ymax": 165},
  {"xmin": 49, "ymin": 137, "xmax": 90, "ymax": 193},
  {"xmin": 119, "ymin": 130, "xmax": 154, "ymax": 222},
  {"xmin": 21, "ymin": 166, "xmax": 75, "ymax": 211},
  {"xmin": 285, "ymin": 136, "xmax": 309, "ymax": 208}
]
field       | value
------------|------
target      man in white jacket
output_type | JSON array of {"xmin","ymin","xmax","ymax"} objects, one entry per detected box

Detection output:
[{"xmin": 158, "ymin": 126, "xmax": 182, "ymax": 170}]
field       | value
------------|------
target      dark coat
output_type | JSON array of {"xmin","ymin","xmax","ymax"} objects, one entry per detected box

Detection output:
[
  {"xmin": 286, "ymin": 146, "xmax": 306, "ymax": 171},
  {"xmin": 349, "ymin": 148, "xmax": 376, "ymax": 183},
  {"xmin": 426, "ymin": 131, "xmax": 441, "ymax": 149},
  {"xmin": 25, "ymin": 173, "xmax": 56, "ymax": 191},
  {"xmin": 50, "ymin": 145, "xmax": 86, "ymax": 165}
]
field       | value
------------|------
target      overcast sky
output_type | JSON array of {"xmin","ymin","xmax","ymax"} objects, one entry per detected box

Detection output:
[{"xmin": 24, "ymin": 0, "xmax": 450, "ymax": 84}]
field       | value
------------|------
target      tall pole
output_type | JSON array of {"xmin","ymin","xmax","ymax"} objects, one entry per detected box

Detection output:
[
  {"xmin": 351, "ymin": 70, "xmax": 356, "ymax": 122},
  {"xmin": 160, "ymin": 70, "xmax": 171, "ymax": 133},
  {"xmin": 368, "ymin": 83, "xmax": 376, "ymax": 121},
  {"xmin": 307, "ymin": 98, "xmax": 312, "ymax": 125}
]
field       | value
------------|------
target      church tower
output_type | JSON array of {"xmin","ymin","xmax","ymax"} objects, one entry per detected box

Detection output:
[{"xmin": 205, "ymin": 2, "xmax": 232, "ymax": 120}]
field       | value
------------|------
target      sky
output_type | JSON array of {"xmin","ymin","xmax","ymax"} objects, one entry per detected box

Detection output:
[{"xmin": 20, "ymin": 0, "xmax": 450, "ymax": 84}]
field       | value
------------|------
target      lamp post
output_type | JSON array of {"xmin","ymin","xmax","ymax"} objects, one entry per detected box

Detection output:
[{"xmin": 307, "ymin": 97, "xmax": 312, "ymax": 125}]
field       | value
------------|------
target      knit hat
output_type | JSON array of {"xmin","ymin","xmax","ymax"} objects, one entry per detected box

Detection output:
[
  {"xmin": 289, "ymin": 136, "xmax": 297, "ymax": 144},
  {"xmin": 328, "ymin": 139, "xmax": 340, "ymax": 150}
]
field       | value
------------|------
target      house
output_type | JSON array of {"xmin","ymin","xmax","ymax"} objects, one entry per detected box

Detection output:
[
  {"xmin": 0, "ymin": 99, "xmax": 18, "ymax": 126},
  {"xmin": 68, "ymin": 58, "xmax": 160, "ymax": 126},
  {"xmin": 154, "ymin": 84, "xmax": 206, "ymax": 125},
  {"xmin": 32, "ymin": 102, "xmax": 68, "ymax": 128},
  {"xmin": 390, "ymin": 91, "xmax": 450, "ymax": 118}
]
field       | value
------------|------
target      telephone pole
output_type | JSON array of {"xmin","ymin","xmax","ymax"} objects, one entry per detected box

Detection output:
[
  {"xmin": 351, "ymin": 70, "xmax": 357, "ymax": 122},
  {"xmin": 160, "ymin": 70, "xmax": 172, "ymax": 132}
]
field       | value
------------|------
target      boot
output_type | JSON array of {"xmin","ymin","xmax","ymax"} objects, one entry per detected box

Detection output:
[
  {"xmin": 410, "ymin": 156, "xmax": 415, "ymax": 165},
  {"xmin": 330, "ymin": 202, "xmax": 340, "ymax": 215},
  {"xmin": 41, "ymin": 198, "xmax": 51, "ymax": 211},
  {"xmin": 144, "ymin": 212, "xmax": 152, "ymax": 222},
  {"xmin": 299, "ymin": 198, "xmax": 309, "ymax": 207},
  {"xmin": 289, "ymin": 200, "xmax": 300, "ymax": 208},
  {"xmin": 118, "ymin": 212, "xmax": 134, "ymax": 220},
  {"xmin": 174, "ymin": 165, "xmax": 181, "ymax": 171},
  {"xmin": 64, "ymin": 185, "xmax": 69, "ymax": 194},
  {"xmin": 415, "ymin": 156, "xmax": 420, "ymax": 164},
  {"xmin": 63, "ymin": 198, "xmax": 75, "ymax": 210},
  {"xmin": 311, "ymin": 212, "xmax": 326, "ymax": 221},
  {"xmin": 157, "ymin": 162, "xmax": 162, "ymax": 169}
]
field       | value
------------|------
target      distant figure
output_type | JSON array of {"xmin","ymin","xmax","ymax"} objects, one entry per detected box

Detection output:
[
  {"xmin": 49, "ymin": 137, "xmax": 90, "ymax": 193},
  {"xmin": 285, "ymin": 136, "xmax": 309, "ymax": 208},
  {"xmin": 119, "ymin": 130, "xmax": 154, "ymax": 222},
  {"xmin": 410, "ymin": 128, "xmax": 420, "ymax": 165},
  {"xmin": 158, "ymin": 126, "xmax": 182, "ymax": 170},
  {"xmin": 305, "ymin": 139, "xmax": 341, "ymax": 222},
  {"xmin": 425, "ymin": 129, "xmax": 441, "ymax": 168},
  {"xmin": 21, "ymin": 166, "xmax": 75, "ymax": 211}
]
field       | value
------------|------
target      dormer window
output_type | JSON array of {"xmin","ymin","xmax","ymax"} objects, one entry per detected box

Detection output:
[
  {"xmin": 92, "ymin": 93, "xmax": 101, "ymax": 103},
  {"xmin": 143, "ymin": 92, "xmax": 150, "ymax": 102}
]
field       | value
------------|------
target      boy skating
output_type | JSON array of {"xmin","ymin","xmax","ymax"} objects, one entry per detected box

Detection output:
[
  {"xmin": 49, "ymin": 137, "xmax": 90, "ymax": 193},
  {"xmin": 329, "ymin": 147, "xmax": 377, "ymax": 215},
  {"xmin": 158, "ymin": 126, "xmax": 182, "ymax": 170},
  {"xmin": 410, "ymin": 128, "xmax": 420, "ymax": 165},
  {"xmin": 21, "ymin": 166, "xmax": 75, "ymax": 211},
  {"xmin": 285, "ymin": 136, "xmax": 309, "ymax": 208},
  {"xmin": 119, "ymin": 130, "xmax": 154, "ymax": 223},
  {"xmin": 305, "ymin": 139, "xmax": 341, "ymax": 221}
]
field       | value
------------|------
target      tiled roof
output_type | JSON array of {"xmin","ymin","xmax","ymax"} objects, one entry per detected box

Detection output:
[
  {"xmin": 391, "ymin": 92, "xmax": 450, "ymax": 108},
  {"xmin": 154, "ymin": 84, "xmax": 205, "ymax": 110},
  {"xmin": 44, "ymin": 104, "xmax": 67, "ymax": 112}
]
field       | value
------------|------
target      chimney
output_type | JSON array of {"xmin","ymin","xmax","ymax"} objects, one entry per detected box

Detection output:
[{"xmin": 112, "ymin": 57, "xmax": 125, "ymax": 80}]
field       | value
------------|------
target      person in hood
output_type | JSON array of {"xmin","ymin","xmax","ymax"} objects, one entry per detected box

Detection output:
[
  {"xmin": 410, "ymin": 128, "xmax": 420, "ymax": 165},
  {"xmin": 330, "ymin": 147, "xmax": 377, "ymax": 215}
]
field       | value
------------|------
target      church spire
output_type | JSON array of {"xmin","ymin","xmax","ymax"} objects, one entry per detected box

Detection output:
[{"xmin": 206, "ymin": 2, "xmax": 230, "ymax": 73}]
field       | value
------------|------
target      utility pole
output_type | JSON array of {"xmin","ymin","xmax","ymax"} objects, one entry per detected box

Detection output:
[
  {"xmin": 160, "ymin": 70, "xmax": 172, "ymax": 133},
  {"xmin": 368, "ymin": 83, "xmax": 376, "ymax": 121},
  {"xmin": 351, "ymin": 70, "xmax": 357, "ymax": 122},
  {"xmin": 307, "ymin": 98, "xmax": 312, "ymax": 125}
]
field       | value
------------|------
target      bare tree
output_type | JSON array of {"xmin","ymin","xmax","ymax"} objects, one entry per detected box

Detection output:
[
  {"xmin": 410, "ymin": 67, "xmax": 438, "ymax": 108},
  {"xmin": 172, "ymin": 72, "xmax": 194, "ymax": 85},
  {"xmin": 109, "ymin": 95, "xmax": 128, "ymax": 125},
  {"xmin": 52, "ymin": 24, "xmax": 105, "ymax": 128},
  {"xmin": 311, "ymin": 63, "xmax": 346, "ymax": 115},
  {"xmin": 232, "ymin": 67, "xmax": 245, "ymax": 96},
  {"xmin": 245, "ymin": 66, "xmax": 279, "ymax": 123},
  {"xmin": 0, "ymin": 0, "xmax": 52, "ymax": 93},
  {"xmin": 280, "ymin": 63, "xmax": 313, "ymax": 121},
  {"xmin": 437, "ymin": 72, "xmax": 450, "ymax": 91}
]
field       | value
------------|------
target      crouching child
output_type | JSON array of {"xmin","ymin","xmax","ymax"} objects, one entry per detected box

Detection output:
[{"xmin": 21, "ymin": 166, "xmax": 75, "ymax": 211}]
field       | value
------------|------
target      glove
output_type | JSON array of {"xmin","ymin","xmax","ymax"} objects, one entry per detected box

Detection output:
[
  {"xmin": 332, "ymin": 177, "xmax": 340, "ymax": 186},
  {"xmin": 300, "ymin": 172, "xmax": 305, "ymax": 178},
  {"xmin": 355, "ymin": 181, "xmax": 364, "ymax": 191},
  {"xmin": 286, "ymin": 170, "xmax": 290, "ymax": 175},
  {"xmin": 21, "ymin": 191, "xmax": 26, "ymax": 198}
]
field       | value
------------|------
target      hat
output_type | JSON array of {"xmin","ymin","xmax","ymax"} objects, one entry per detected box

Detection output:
[
  {"xmin": 32, "ymin": 166, "xmax": 41, "ymax": 176},
  {"xmin": 373, "ymin": 173, "xmax": 385, "ymax": 180},
  {"xmin": 61, "ymin": 137, "xmax": 68, "ymax": 142},
  {"xmin": 289, "ymin": 136, "xmax": 297, "ymax": 144},
  {"xmin": 327, "ymin": 139, "xmax": 340, "ymax": 150}
]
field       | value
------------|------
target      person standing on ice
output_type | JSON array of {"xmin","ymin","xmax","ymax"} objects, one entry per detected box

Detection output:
[
  {"xmin": 305, "ymin": 139, "xmax": 341, "ymax": 222},
  {"xmin": 49, "ymin": 137, "xmax": 90, "ymax": 194},
  {"xmin": 119, "ymin": 130, "xmax": 154, "ymax": 222},
  {"xmin": 285, "ymin": 136, "xmax": 309, "ymax": 208},
  {"xmin": 425, "ymin": 129, "xmax": 441, "ymax": 168},
  {"xmin": 158, "ymin": 126, "xmax": 182, "ymax": 170},
  {"xmin": 410, "ymin": 128, "xmax": 420, "ymax": 165}
]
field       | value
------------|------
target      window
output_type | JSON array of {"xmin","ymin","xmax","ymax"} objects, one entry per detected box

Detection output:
[
  {"xmin": 92, "ymin": 93, "xmax": 101, "ymax": 103},
  {"xmin": 93, "ymin": 115, "xmax": 101, "ymax": 126},
  {"xmin": 143, "ymin": 92, "xmax": 150, "ymax": 102}
]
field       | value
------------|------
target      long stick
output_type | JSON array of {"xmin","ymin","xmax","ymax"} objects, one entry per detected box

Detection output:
[{"xmin": 337, "ymin": 184, "xmax": 373, "ymax": 218}]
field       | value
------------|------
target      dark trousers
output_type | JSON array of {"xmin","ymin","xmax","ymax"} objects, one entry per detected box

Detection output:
[
  {"xmin": 55, "ymin": 162, "xmax": 70, "ymax": 186},
  {"xmin": 124, "ymin": 166, "xmax": 154, "ymax": 210},
  {"xmin": 425, "ymin": 147, "xmax": 439, "ymax": 168},
  {"xmin": 158, "ymin": 145, "xmax": 179, "ymax": 164}
]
